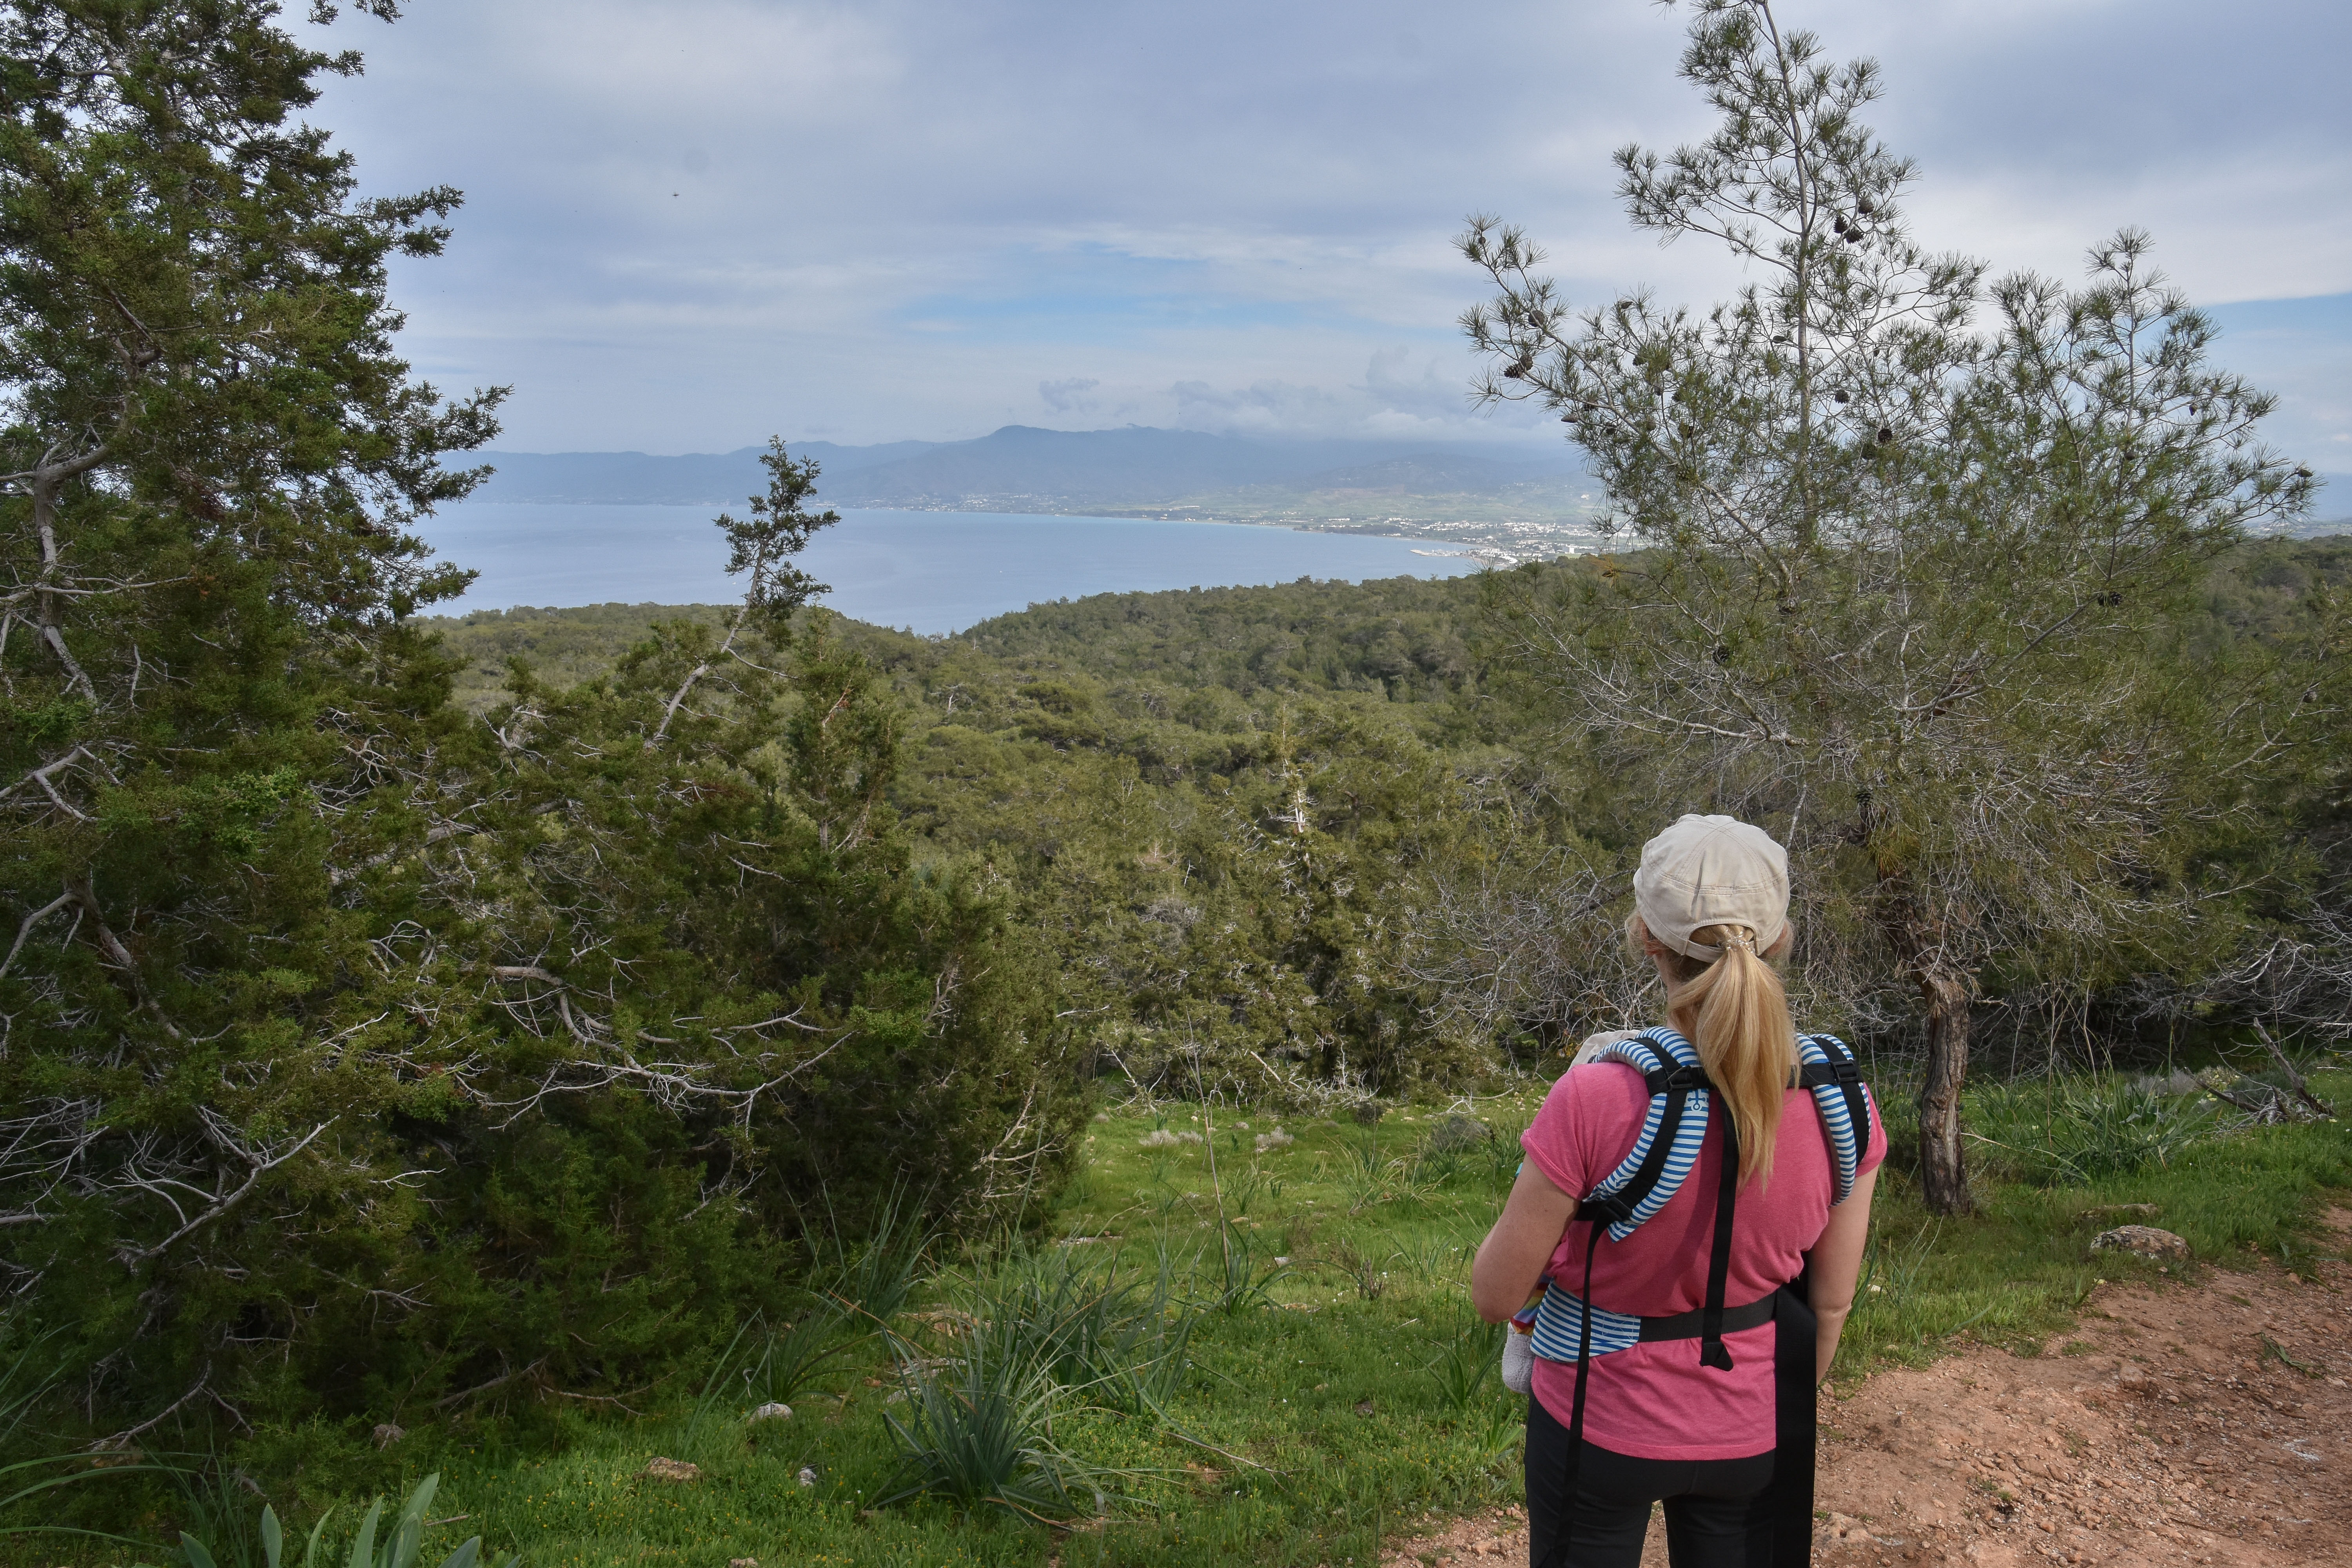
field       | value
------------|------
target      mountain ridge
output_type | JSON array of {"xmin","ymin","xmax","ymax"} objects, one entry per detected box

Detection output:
[{"xmin": 467, "ymin": 425, "xmax": 1580, "ymax": 508}]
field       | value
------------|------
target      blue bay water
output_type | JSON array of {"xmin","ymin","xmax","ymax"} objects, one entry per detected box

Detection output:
[{"xmin": 417, "ymin": 503, "xmax": 1485, "ymax": 634}]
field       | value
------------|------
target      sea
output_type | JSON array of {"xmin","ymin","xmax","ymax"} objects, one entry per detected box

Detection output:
[{"xmin": 414, "ymin": 503, "xmax": 1489, "ymax": 635}]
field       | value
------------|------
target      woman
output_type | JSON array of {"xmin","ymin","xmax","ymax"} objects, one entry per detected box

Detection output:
[{"xmin": 1473, "ymin": 815, "xmax": 1884, "ymax": 1568}]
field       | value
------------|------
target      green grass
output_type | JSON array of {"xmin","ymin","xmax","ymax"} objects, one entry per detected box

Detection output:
[
  {"xmin": 20, "ymin": 1071, "xmax": 2352, "ymax": 1568},
  {"xmin": 1840, "ymin": 1065, "xmax": 2352, "ymax": 1367}
]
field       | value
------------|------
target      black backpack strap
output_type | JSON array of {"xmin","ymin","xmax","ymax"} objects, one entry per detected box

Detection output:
[
  {"xmin": 1549, "ymin": 1208, "xmax": 1609, "ymax": 1561},
  {"xmin": 1748, "ymin": 1268, "xmax": 1820, "ymax": 1566},
  {"xmin": 1553, "ymin": 1049, "xmax": 1715, "ymax": 1556},
  {"xmin": 1699, "ymin": 1107, "xmax": 1739, "ymax": 1370}
]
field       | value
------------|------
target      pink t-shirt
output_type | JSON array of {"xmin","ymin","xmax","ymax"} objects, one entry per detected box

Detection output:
[{"xmin": 1519, "ymin": 1055, "xmax": 1885, "ymax": 1460}]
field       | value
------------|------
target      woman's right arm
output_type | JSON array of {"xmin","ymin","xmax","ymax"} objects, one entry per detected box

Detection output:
[
  {"xmin": 1472, "ymin": 1161, "xmax": 1578, "ymax": 1324},
  {"xmin": 1805, "ymin": 1163, "xmax": 1879, "ymax": 1383}
]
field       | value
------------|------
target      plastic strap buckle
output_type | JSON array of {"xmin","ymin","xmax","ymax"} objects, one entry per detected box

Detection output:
[{"xmin": 1642, "ymin": 1063, "xmax": 1713, "ymax": 1095}]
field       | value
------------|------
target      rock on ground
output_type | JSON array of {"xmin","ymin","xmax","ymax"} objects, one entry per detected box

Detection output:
[
  {"xmin": 1384, "ymin": 1209, "xmax": 2350, "ymax": 1568},
  {"xmin": 2091, "ymin": 1224, "xmax": 2192, "ymax": 1261}
]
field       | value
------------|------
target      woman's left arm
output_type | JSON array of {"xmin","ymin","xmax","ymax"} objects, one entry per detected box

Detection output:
[
  {"xmin": 1805, "ymin": 1163, "xmax": 1880, "ymax": 1383},
  {"xmin": 1472, "ymin": 1161, "xmax": 1579, "ymax": 1323}
]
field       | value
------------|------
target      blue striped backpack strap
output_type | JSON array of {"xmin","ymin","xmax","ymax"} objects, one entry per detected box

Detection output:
[
  {"xmin": 1795, "ymin": 1033, "xmax": 1873, "ymax": 1203},
  {"xmin": 1581, "ymin": 1026, "xmax": 1711, "ymax": 1238},
  {"xmin": 1526, "ymin": 1278, "xmax": 1644, "ymax": 1361},
  {"xmin": 1528, "ymin": 1026, "xmax": 1710, "ymax": 1365}
]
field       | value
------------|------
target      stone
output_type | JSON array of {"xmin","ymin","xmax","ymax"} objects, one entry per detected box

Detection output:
[
  {"xmin": 642, "ymin": 1456, "xmax": 701, "ymax": 1483},
  {"xmin": 747, "ymin": 1401, "xmax": 793, "ymax": 1422},
  {"xmin": 2090, "ymin": 1225, "xmax": 2190, "ymax": 1261},
  {"xmin": 371, "ymin": 1422, "xmax": 405, "ymax": 1449},
  {"xmin": 730, "ymin": 1560, "xmax": 758, "ymax": 1567},
  {"xmin": 1424, "ymin": 1114, "xmax": 1492, "ymax": 1152},
  {"xmin": 797, "ymin": 1465, "xmax": 820, "ymax": 1488}
]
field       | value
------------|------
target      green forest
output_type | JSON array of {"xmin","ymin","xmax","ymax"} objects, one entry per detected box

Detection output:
[
  {"xmin": 425, "ymin": 526, "xmax": 2352, "ymax": 1112},
  {"xmin": 1, "ymin": 2, "xmax": 2348, "ymax": 1564}
]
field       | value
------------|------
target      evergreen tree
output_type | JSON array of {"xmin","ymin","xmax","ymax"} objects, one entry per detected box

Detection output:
[
  {"xmin": 0, "ymin": 3, "xmax": 1076, "ymax": 1439},
  {"xmin": 1460, "ymin": 0, "xmax": 2321, "ymax": 1211},
  {"xmin": 0, "ymin": 0, "xmax": 503, "ymax": 1429}
]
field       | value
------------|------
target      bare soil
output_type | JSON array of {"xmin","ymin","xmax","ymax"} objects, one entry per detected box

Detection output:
[{"xmin": 1384, "ymin": 1212, "xmax": 2352, "ymax": 1568}]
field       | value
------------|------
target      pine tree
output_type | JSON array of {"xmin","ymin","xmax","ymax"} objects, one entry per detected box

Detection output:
[{"xmin": 1461, "ymin": 0, "xmax": 2319, "ymax": 1211}]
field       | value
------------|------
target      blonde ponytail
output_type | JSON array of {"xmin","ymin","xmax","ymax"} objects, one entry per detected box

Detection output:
[{"xmin": 1627, "ymin": 915, "xmax": 1798, "ymax": 1187}]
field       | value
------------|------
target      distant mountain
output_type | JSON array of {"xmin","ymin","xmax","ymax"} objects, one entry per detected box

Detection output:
[
  {"xmin": 814, "ymin": 426, "xmax": 1564, "ymax": 506},
  {"xmin": 468, "ymin": 426, "xmax": 1580, "ymax": 509}
]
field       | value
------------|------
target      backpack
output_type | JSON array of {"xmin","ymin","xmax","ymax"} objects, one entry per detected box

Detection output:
[{"xmin": 1523, "ymin": 1024, "xmax": 1874, "ymax": 1566}]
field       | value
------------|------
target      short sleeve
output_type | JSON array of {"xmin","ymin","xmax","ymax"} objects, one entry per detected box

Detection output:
[
  {"xmin": 1520, "ymin": 1063, "xmax": 1637, "ymax": 1202},
  {"xmin": 1858, "ymin": 1086, "xmax": 1889, "ymax": 1177}
]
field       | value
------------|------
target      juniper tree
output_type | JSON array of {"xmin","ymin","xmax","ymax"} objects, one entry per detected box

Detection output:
[
  {"xmin": 0, "ymin": 0, "xmax": 1076, "ymax": 1439},
  {"xmin": 0, "ymin": 0, "xmax": 507, "ymax": 1426},
  {"xmin": 1460, "ymin": 0, "xmax": 2319, "ymax": 1212}
]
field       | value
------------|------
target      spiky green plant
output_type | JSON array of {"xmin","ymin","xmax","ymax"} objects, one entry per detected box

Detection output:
[{"xmin": 173, "ymin": 1472, "xmax": 514, "ymax": 1568}]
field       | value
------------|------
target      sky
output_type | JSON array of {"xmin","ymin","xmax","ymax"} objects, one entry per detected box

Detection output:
[{"xmin": 301, "ymin": 0, "xmax": 2352, "ymax": 478}]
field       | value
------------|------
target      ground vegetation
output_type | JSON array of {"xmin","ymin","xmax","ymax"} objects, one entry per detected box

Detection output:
[{"xmin": 45, "ymin": 1064, "xmax": 2347, "ymax": 1564}]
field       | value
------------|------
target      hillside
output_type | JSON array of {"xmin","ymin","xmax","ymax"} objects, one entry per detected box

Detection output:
[{"xmin": 424, "ymin": 534, "xmax": 2352, "ymax": 713}]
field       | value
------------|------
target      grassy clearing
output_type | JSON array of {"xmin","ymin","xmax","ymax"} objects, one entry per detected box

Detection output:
[
  {"xmin": 1841, "ymin": 1070, "xmax": 2352, "ymax": 1371},
  {"xmin": 18, "ymin": 1068, "xmax": 2352, "ymax": 1568}
]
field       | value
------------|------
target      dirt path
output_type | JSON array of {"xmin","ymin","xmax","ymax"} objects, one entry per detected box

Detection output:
[{"xmin": 1385, "ymin": 1214, "xmax": 2352, "ymax": 1568}]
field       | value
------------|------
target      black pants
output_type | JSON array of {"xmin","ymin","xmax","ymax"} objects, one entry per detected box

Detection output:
[{"xmin": 1524, "ymin": 1392, "xmax": 1774, "ymax": 1568}]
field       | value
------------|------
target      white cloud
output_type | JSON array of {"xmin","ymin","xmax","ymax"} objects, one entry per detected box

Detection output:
[
  {"xmin": 309, "ymin": 0, "xmax": 2350, "ymax": 451},
  {"xmin": 1037, "ymin": 378, "xmax": 1103, "ymax": 414}
]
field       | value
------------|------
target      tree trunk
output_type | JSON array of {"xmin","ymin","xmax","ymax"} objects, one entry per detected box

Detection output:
[
  {"xmin": 1913, "ymin": 966, "xmax": 1973, "ymax": 1215},
  {"xmin": 1872, "ymin": 858, "xmax": 1976, "ymax": 1216}
]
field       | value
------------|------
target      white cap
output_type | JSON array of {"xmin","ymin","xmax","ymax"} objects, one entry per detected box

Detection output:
[{"xmin": 1633, "ymin": 814, "xmax": 1790, "ymax": 961}]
